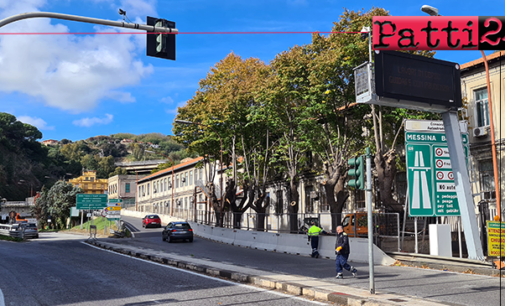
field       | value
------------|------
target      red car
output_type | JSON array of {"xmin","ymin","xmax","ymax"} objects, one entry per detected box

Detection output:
[{"xmin": 142, "ymin": 214, "xmax": 162, "ymax": 228}]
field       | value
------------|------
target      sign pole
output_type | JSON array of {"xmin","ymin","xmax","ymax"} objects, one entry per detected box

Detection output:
[
  {"xmin": 366, "ymin": 147, "xmax": 375, "ymax": 294},
  {"xmin": 415, "ymin": 217, "xmax": 418, "ymax": 253},
  {"xmin": 80, "ymin": 210, "xmax": 83, "ymax": 230},
  {"xmin": 442, "ymin": 111, "xmax": 484, "ymax": 260}
]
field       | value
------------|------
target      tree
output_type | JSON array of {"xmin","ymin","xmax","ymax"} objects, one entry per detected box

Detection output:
[
  {"xmin": 175, "ymin": 53, "xmax": 271, "ymax": 228},
  {"xmin": 34, "ymin": 181, "xmax": 83, "ymax": 229},
  {"xmin": 109, "ymin": 167, "xmax": 128, "ymax": 177},
  {"xmin": 97, "ymin": 155, "xmax": 115, "ymax": 178}
]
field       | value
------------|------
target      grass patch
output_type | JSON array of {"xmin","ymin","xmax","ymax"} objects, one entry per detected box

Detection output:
[
  {"xmin": 72, "ymin": 217, "xmax": 119, "ymax": 232},
  {"xmin": 0, "ymin": 235, "xmax": 24, "ymax": 242}
]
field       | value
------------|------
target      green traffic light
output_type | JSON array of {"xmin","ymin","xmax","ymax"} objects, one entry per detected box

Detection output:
[{"xmin": 348, "ymin": 156, "xmax": 364, "ymax": 190}]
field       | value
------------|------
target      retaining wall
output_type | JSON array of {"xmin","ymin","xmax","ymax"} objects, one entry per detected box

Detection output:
[{"xmin": 120, "ymin": 210, "xmax": 395, "ymax": 265}]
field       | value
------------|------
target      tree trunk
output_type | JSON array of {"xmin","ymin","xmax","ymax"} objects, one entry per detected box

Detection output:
[
  {"xmin": 375, "ymin": 152, "xmax": 402, "ymax": 212},
  {"xmin": 232, "ymin": 211, "xmax": 244, "ymax": 229},
  {"xmin": 287, "ymin": 180, "xmax": 299, "ymax": 233}
]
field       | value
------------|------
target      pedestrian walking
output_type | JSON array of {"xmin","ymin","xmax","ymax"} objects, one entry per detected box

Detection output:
[
  {"xmin": 335, "ymin": 225, "xmax": 358, "ymax": 279},
  {"xmin": 307, "ymin": 221, "xmax": 326, "ymax": 258}
]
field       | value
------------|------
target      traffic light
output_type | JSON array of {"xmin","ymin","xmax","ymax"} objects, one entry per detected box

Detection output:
[
  {"xmin": 348, "ymin": 156, "xmax": 364, "ymax": 190},
  {"xmin": 146, "ymin": 16, "xmax": 176, "ymax": 60}
]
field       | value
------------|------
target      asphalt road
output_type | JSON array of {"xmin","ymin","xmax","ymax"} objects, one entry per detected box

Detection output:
[
  {"xmin": 122, "ymin": 215, "xmax": 505, "ymax": 306},
  {"xmin": 0, "ymin": 232, "xmax": 327, "ymax": 306}
]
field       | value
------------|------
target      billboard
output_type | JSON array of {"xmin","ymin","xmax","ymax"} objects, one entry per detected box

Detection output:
[
  {"xmin": 372, "ymin": 16, "xmax": 505, "ymax": 51},
  {"xmin": 373, "ymin": 51, "xmax": 462, "ymax": 111}
]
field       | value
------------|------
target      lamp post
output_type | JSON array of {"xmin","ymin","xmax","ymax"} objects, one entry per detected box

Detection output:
[
  {"xmin": 175, "ymin": 119, "xmax": 224, "ymax": 203},
  {"xmin": 421, "ymin": 4, "xmax": 501, "ymax": 218},
  {"xmin": 145, "ymin": 150, "xmax": 175, "ymax": 216}
]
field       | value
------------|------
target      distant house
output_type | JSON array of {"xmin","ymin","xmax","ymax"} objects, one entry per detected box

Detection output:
[
  {"xmin": 147, "ymin": 142, "xmax": 160, "ymax": 149},
  {"xmin": 42, "ymin": 139, "xmax": 59, "ymax": 146},
  {"xmin": 120, "ymin": 139, "xmax": 133, "ymax": 145}
]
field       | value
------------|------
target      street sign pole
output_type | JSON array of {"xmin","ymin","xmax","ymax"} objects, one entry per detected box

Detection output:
[
  {"xmin": 442, "ymin": 111, "xmax": 484, "ymax": 260},
  {"xmin": 366, "ymin": 147, "xmax": 375, "ymax": 294}
]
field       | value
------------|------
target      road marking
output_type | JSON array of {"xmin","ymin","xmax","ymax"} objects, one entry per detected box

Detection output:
[
  {"xmin": 0, "ymin": 287, "xmax": 5, "ymax": 306},
  {"xmin": 82, "ymin": 242, "xmax": 327, "ymax": 305}
]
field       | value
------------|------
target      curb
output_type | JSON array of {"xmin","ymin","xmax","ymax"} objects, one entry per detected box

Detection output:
[{"xmin": 86, "ymin": 240, "xmax": 420, "ymax": 306}]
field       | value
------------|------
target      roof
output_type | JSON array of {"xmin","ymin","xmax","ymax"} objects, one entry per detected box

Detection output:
[
  {"xmin": 460, "ymin": 51, "xmax": 505, "ymax": 70},
  {"xmin": 138, "ymin": 156, "xmax": 204, "ymax": 183}
]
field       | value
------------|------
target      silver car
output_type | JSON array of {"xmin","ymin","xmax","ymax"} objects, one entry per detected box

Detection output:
[{"xmin": 19, "ymin": 223, "xmax": 39, "ymax": 239}]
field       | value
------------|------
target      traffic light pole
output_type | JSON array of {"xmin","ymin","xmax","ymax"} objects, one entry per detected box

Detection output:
[
  {"xmin": 0, "ymin": 11, "xmax": 178, "ymax": 35},
  {"xmin": 366, "ymin": 147, "xmax": 375, "ymax": 294}
]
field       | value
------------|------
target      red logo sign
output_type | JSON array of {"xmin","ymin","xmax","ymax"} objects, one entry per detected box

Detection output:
[
  {"xmin": 373, "ymin": 16, "xmax": 505, "ymax": 50},
  {"xmin": 437, "ymin": 171, "xmax": 444, "ymax": 180},
  {"xmin": 436, "ymin": 160, "xmax": 444, "ymax": 168},
  {"xmin": 435, "ymin": 148, "xmax": 443, "ymax": 156}
]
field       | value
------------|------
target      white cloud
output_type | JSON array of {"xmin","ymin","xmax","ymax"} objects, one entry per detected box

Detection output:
[
  {"xmin": 17, "ymin": 115, "xmax": 54, "ymax": 130},
  {"xmin": 160, "ymin": 96, "xmax": 174, "ymax": 104},
  {"xmin": 73, "ymin": 113, "xmax": 114, "ymax": 127},
  {"xmin": 0, "ymin": 0, "xmax": 156, "ymax": 113}
]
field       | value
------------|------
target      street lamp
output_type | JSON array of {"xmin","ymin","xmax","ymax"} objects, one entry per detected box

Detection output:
[
  {"xmin": 145, "ymin": 150, "xmax": 175, "ymax": 216},
  {"xmin": 175, "ymin": 119, "xmax": 224, "ymax": 202},
  {"xmin": 421, "ymin": 4, "xmax": 501, "ymax": 218}
]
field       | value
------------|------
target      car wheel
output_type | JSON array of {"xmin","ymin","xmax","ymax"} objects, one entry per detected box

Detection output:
[
  {"xmin": 168, "ymin": 236, "xmax": 172, "ymax": 243},
  {"xmin": 188, "ymin": 238, "xmax": 193, "ymax": 242},
  {"xmin": 35, "ymin": 234, "xmax": 39, "ymax": 239},
  {"xmin": 162, "ymin": 234, "xmax": 166, "ymax": 241}
]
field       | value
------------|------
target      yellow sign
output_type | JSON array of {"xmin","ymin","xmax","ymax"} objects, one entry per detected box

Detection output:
[
  {"xmin": 106, "ymin": 206, "xmax": 121, "ymax": 211},
  {"xmin": 487, "ymin": 221, "xmax": 505, "ymax": 257}
]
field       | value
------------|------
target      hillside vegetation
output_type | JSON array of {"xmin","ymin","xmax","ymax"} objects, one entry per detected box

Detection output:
[{"xmin": 0, "ymin": 112, "xmax": 193, "ymax": 201}]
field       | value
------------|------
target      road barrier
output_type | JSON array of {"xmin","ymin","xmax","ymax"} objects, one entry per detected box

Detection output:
[{"xmin": 120, "ymin": 210, "xmax": 395, "ymax": 265}]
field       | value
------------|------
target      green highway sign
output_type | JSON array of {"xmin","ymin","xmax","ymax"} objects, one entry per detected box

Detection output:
[
  {"xmin": 108, "ymin": 199, "xmax": 123, "ymax": 203},
  {"xmin": 76, "ymin": 194, "xmax": 108, "ymax": 210},
  {"xmin": 405, "ymin": 120, "xmax": 469, "ymax": 217}
]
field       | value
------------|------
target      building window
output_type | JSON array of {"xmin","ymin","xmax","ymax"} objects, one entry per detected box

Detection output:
[
  {"xmin": 199, "ymin": 168, "xmax": 203, "ymax": 181},
  {"xmin": 305, "ymin": 186, "xmax": 314, "ymax": 213},
  {"xmin": 93, "ymin": 184, "xmax": 96, "ymax": 189},
  {"xmin": 319, "ymin": 185, "xmax": 329, "ymax": 212},
  {"xmin": 164, "ymin": 179, "xmax": 167, "ymax": 191},
  {"xmin": 139, "ymin": 186, "xmax": 141, "ymax": 196},
  {"xmin": 90, "ymin": 177, "xmax": 94, "ymax": 182},
  {"xmin": 275, "ymin": 190, "xmax": 283, "ymax": 214},
  {"xmin": 475, "ymin": 88, "xmax": 490, "ymax": 127},
  {"xmin": 125, "ymin": 183, "xmax": 130, "ymax": 193},
  {"xmin": 479, "ymin": 159, "xmax": 496, "ymax": 200},
  {"xmin": 176, "ymin": 175, "xmax": 179, "ymax": 188},
  {"xmin": 190, "ymin": 171, "xmax": 193, "ymax": 185},
  {"xmin": 195, "ymin": 169, "xmax": 198, "ymax": 182},
  {"xmin": 147, "ymin": 183, "xmax": 150, "ymax": 195}
]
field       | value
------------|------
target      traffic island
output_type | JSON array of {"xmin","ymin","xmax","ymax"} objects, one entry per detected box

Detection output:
[{"xmin": 85, "ymin": 239, "xmax": 451, "ymax": 306}]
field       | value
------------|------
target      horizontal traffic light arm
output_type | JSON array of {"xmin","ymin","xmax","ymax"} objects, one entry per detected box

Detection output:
[{"xmin": 0, "ymin": 12, "xmax": 178, "ymax": 34}]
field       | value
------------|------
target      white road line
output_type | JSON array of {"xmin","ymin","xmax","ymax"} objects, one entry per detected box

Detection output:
[
  {"xmin": 82, "ymin": 242, "xmax": 327, "ymax": 305},
  {"xmin": 0, "ymin": 287, "xmax": 5, "ymax": 306}
]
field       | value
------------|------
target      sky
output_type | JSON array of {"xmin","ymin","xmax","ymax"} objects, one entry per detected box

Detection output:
[{"xmin": 0, "ymin": 0, "xmax": 501, "ymax": 141}]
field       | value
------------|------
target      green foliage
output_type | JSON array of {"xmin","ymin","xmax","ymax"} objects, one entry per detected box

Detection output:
[
  {"xmin": 34, "ymin": 181, "xmax": 83, "ymax": 229},
  {"xmin": 109, "ymin": 167, "xmax": 128, "ymax": 177}
]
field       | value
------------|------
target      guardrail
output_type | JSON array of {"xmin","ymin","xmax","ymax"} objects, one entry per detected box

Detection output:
[{"xmin": 0, "ymin": 224, "xmax": 25, "ymax": 238}]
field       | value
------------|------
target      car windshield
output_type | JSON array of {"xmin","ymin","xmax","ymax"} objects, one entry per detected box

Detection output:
[
  {"xmin": 147, "ymin": 215, "xmax": 159, "ymax": 219},
  {"xmin": 174, "ymin": 223, "xmax": 190, "ymax": 229}
]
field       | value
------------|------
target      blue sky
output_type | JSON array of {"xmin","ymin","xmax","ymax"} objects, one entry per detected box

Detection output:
[{"xmin": 0, "ymin": 0, "xmax": 500, "ymax": 141}]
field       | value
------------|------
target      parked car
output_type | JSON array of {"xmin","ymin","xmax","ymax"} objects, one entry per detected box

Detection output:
[
  {"xmin": 162, "ymin": 222, "xmax": 193, "ymax": 242},
  {"xmin": 19, "ymin": 223, "xmax": 39, "ymax": 239},
  {"xmin": 142, "ymin": 215, "xmax": 162, "ymax": 228}
]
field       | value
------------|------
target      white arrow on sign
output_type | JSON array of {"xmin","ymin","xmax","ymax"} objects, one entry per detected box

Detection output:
[{"xmin": 411, "ymin": 150, "xmax": 432, "ymax": 210}]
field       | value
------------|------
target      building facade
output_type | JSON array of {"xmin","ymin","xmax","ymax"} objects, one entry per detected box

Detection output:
[
  {"xmin": 108, "ymin": 175, "xmax": 144, "ymax": 209},
  {"xmin": 137, "ymin": 157, "xmax": 208, "ymax": 218},
  {"xmin": 68, "ymin": 170, "xmax": 107, "ymax": 194},
  {"xmin": 460, "ymin": 52, "xmax": 505, "ymax": 215}
]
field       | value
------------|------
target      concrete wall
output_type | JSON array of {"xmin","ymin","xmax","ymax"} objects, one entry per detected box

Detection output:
[{"xmin": 121, "ymin": 210, "xmax": 395, "ymax": 265}]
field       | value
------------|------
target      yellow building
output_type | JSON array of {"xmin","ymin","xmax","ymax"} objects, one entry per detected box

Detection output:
[{"xmin": 68, "ymin": 170, "xmax": 108, "ymax": 194}]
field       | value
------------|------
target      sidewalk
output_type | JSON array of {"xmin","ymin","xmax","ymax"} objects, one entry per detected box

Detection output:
[{"xmin": 85, "ymin": 239, "xmax": 452, "ymax": 306}]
